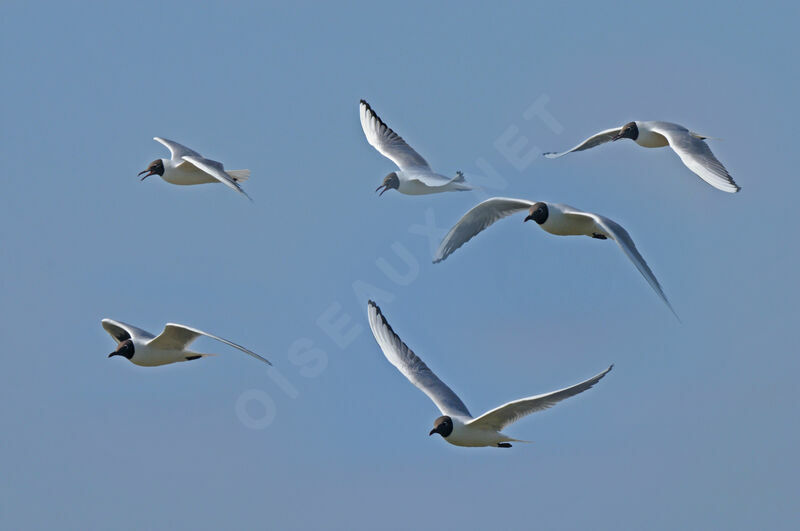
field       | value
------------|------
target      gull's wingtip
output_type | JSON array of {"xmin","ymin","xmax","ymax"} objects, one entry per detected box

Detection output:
[
  {"xmin": 667, "ymin": 302, "xmax": 681, "ymax": 323},
  {"xmin": 239, "ymin": 188, "xmax": 254, "ymax": 202},
  {"xmin": 367, "ymin": 300, "xmax": 381, "ymax": 315}
]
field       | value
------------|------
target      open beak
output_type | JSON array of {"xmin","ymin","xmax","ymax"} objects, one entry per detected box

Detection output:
[
  {"xmin": 138, "ymin": 169, "xmax": 154, "ymax": 181},
  {"xmin": 375, "ymin": 184, "xmax": 388, "ymax": 196}
]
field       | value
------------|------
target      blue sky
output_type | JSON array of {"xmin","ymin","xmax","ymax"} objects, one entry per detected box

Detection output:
[{"xmin": 1, "ymin": 1, "xmax": 798, "ymax": 529}]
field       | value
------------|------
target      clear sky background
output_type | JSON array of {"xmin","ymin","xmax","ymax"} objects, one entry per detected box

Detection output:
[{"xmin": 1, "ymin": 2, "xmax": 798, "ymax": 530}]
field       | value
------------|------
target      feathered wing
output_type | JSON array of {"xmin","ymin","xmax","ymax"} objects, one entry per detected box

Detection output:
[
  {"xmin": 182, "ymin": 156, "xmax": 252, "ymax": 200},
  {"xmin": 650, "ymin": 124, "xmax": 740, "ymax": 193},
  {"xmin": 543, "ymin": 127, "xmax": 621, "ymax": 158},
  {"xmin": 367, "ymin": 301, "xmax": 472, "ymax": 418},
  {"xmin": 567, "ymin": 210, "xmax": 678, "ymax": 319},
  {"xmin": 101, "ymin": 319, "xmax": 155, "ymax": 343},
  {"xmin": 359, "ymin": 100, "xmax": 430, "ymax": 171},
  {"xmin": 154, "ymin": 137, "xmax": 202, "ymax": 160},
  {"xmin": 434, "ymin": 197, "xmax": 535, "ymax": 263},
  {"xmin": 467, "ymin": 365, "xmax": 613, "ymax": 432},
  {"xmin": 148, "ymin": 323, "xmax": 271, "ymax": 366}
]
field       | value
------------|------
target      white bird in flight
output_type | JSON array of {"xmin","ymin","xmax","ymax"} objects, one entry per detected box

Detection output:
[
  {"xmin": 434, "ymin": 197, "xmax": 678, "ymax": 319},
  {"xmin": 139, "ymin": 137, "xmax": 252, "ymax": 199},
  {"xmin": 359, "ymin": 100, "xmax": 472, "ymax": 195},
  {"xmin": 367, "ymin": 301, "xmax": 612, "ymax": 448},
  {"xmin": 543, "ymin": 121, "xmax": 740, "ymax": 193},
  {"xmin": 102, "ymin": 319, "xmax": 271, "ymax": 367}
]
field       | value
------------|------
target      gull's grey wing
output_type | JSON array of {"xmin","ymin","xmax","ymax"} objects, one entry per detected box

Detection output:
[
  {"xmin": 101, "ymin": 319, "xmax": 155, "ymax": 343},
  {"xmin": 566, "ymin": 209, "xmax": 678, "ymax": 319},
  {"xmin": 359, "ymin": 100, "xmax": 430, "ymax": 171},
  {"xmin": 154, "ymin": 137, "xmax": 202, "ymax": 160},
  {"xmin": 467, "ymin": 365, "xmax": 613, "ymax": 432},
  {"xmin": 543, "ymin": 127, "xmax": 621, "ymax": 158},
  {"xmin": 148, "ymin": 323, "xmax": 271, "ymax": 366},
  {"xmin": 434, "ymin": 197, "xmax": 535, "ymax": 263},
  {"xmin": 367, "ymin": 301, "xmax": 471, "ymax": 418},
  {"xmin": 182, "ymin": 156, "xmax": 252, "ymax": 200},
  {"xmin": 650, "ymin": 124, "xmax": 740, "ymax": 193}
]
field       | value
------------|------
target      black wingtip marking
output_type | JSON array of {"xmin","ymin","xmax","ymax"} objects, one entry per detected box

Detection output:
[
  {"xmin": 359, "ymin": 100, "xmax": 393, "ymax": 132},
  {"xmin": 185, "ymin": 355, "xmax": 202, "ymax": 361},
  {"xmin": 368, "ymin": 300, "xmax": 399, "ymax": 339}
]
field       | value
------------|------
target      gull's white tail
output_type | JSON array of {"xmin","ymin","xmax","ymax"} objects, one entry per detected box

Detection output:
[
  {"xmin": 448, "ymin": 171, "xmax": 473, "ymax": 191},
  {"xmin": 226, "ymin": 169, "xmax": 251, "ymax": 182},
  {"xmin": 690, "ymin": 132, "xmax": 722, "ymax": 141}
]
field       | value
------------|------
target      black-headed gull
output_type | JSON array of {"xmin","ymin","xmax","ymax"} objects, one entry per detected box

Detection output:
[
  {"xmin": 359, "ymin": 100, "xmax": 472, "ymax": 195},
  {"xmin": 544, "ymin": 121, "xmax": 740, "ymax": 193},
  {"xmin": 103, "ymin": 319, "xmax": 271, "ymax": 367},
  {"xmin": 434, "ymin": 198, "xmax": 678, "ymax": 318},
  {"xmin": 367, "ymin": 301, "xmax": 612, "ymax": 448},
  {"xmin": 139, "ymin": 137, "xmax": 252, "ymax": 199}
]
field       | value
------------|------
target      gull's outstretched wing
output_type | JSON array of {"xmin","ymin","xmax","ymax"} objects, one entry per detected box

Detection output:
[
  {"xmin": 543, "ymin": 127, "xmax": 621, "ymax": 158},
  {"xmin": 148, "ymin": 323, "xmax": 271, "ymax": 366},
  {"xmin": 467, "ymin": 365, "xmax": 613, "ymax": 432},
  {"xmin": 434, "ymin": 197, "xmax": 535, "ymax": 263},
  {"xmin": 182, "ymin": 156, "xmax": 252, "ymax": 200},
  {"xmin": 565, "ymin": 208, "xmax": 678, "ymax": 319},
  {"xmin": 359, "ymin": 100, "xmax": 430, "ymax": 171},
  {"xmin": 650, "ymin": 123, "xmax": 740, "ymax": 193},
  {"xmin": 154, "ymin": 137, "xmax": 202, "ymax": 160},
  {"xmin": 367, "ymin": 301, "xmax": 471, "ymax": 418},
  {"xmin": 101, "ymin": 319, "xmax": 155, "ymax": 343}
]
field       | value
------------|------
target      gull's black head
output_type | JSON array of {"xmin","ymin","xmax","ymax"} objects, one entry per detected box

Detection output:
[
  {"xmin": 375, "ymin": 172, "xmax": 400, "ymax": 196},
  {"xmin": 108, "ymin": 339, "xmax": 135, "ymax": 360},
  {"xmin": 138, "ymin": 159, "xmax": 164, "ymax": 180},
  {"xmin": 429, "ymin": 415, "xmax": 453, "ymax": 438},
  {"xmin": 612, "ymin": 121, "xmax": 638, "ymax": 141},
  {"xmin": 524, "ymin": 202, "xmax": 549, "ymax": 224}
]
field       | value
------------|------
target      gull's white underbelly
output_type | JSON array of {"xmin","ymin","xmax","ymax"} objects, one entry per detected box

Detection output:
[
  {"xmin": 397, "ymin": 171, "xmax": 456, "ymax": 195},
  {"xmin": 162, "ymin": 164, "xmax": 217, "ymax": 186},
  {"xmin": 131, "ymin": 346, "xmax": 190, "ymax": 367},
  {"xmin": 444, "ymin": 421, "xmax": 511, "ymax": 447},
  {"xmin": 540, "ymin": 209, "xmax": 595, "ymax": 236}
]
